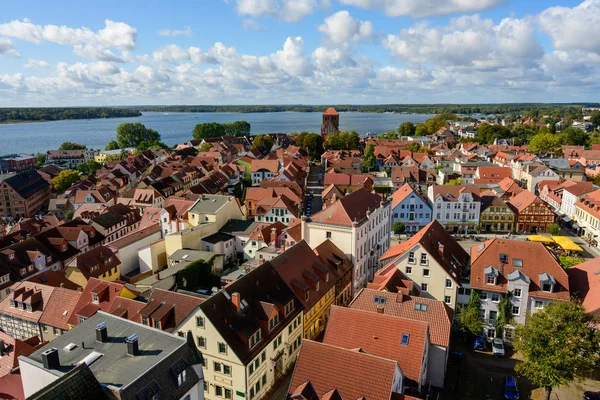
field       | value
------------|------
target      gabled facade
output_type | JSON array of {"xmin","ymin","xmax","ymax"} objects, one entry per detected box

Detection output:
[
  {"xmin": 507, "ymin": 190, "xmax": 555, "ymax": 233},
  {"xmin": 175, "ymin": 262, "xmax": 303, "ymax": 400},
  {"xmin": 479, "ymin": 196, "xmax": 516, "ymax": 233},
  {"xmin": 470, "ymin": 239, "xmax": 570, "ymax": 341},
  {"xmin": 390, "ymin": 183, "xmax": 432, "ymax": 233},
  {"xmin": 378, "ymin": 220, "xmax": 468, "ymax": 310},
  {"xmin": 427, "ymin": 185, "xmax": 481, "ymax": 233}
]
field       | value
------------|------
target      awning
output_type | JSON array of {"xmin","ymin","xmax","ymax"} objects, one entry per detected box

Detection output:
[
  {"xmin": 526, "ymin": 235, "xmax": 554, "ymax": 243},
  {"xmin": 561, "ymin": 216, "xmax": 572, "ymax": 223},
  {"xmin": 552, "ymin": 236, "xmax": 584, "ymax": 252}
]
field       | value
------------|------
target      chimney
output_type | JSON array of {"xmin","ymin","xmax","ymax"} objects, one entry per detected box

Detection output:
[
  {"xmin": 258, "ymin": 258, "xmax": 264, "ymax": 265},
  {"xmin": 438, "ymin": 242, "xmax": 445, "ymax": 254},
  {"xmin": 126, "ymin": 334, "xmax": 139, "ymax": 356},
  {"xmin": 41, "ymin": 348, "xmax": 60, "ymax": 370},
  {"xmin": 231, "ymin": 292, "xmax": 241, "ymax": 312},
  {"xmin": 96, "ymin": 321, "xmax": 108, "ymax": 343},
  {"xmin": 376, "ymin": 305, "xmax": 384, "ymax": 314}
]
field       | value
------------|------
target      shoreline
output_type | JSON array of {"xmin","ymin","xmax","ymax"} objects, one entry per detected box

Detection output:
[{"xmin": 0, "ymin": 114, "xmax": 141, "ymax": 125}]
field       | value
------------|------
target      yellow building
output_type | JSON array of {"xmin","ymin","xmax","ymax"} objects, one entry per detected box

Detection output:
[
  {"xmin": 94, "ymin": 147, "xmax": 136, "ymax": 163},
  {"xmin": 479, "ymin": 197, "xmax": 516, "ymax": 233},
  {"xmin": 270, "ymin": 240, "xmax": 343, "ymax": 340},
  {"xmin": 174, "ymin": 262, "xmax": 303, "ymax": 400},
  {"xmin": 65, "ymin": 246, "xmax": 121, "ymax": 287}
]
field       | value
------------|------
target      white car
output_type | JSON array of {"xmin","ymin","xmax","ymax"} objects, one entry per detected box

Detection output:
[{"xmin": 492, "ymin": 338, "xmax": 505, "ymax": 357}]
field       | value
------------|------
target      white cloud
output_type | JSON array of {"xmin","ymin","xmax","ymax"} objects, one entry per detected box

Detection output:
[
  {"xmin": 242, "ymin": 19, "xmax": 262, "ymax": 30},
  {"xmin": 538, "ymin": 0, "xmax": 600, "ymax": 54},
  {"xmin": 73, "ymin": 45, "xmax": 126, "ymax": 63},
  {"xmin": 339, "ymin": 0, "xmax": 504, "ymax": 18},
  {"xmin": 158, "ymin": 26, "xmax": 192, "ymax": 37},
  {"xmin": 24, "ymin": 58, "xmax": 49, "ymax": 68},
  {"xmin": 318, "ymin": 11, "xmax": 374, "ymax": 44},
  {"xmin": 272, "ymin": 37, "xmax": 313, "ymax": 76},
  {"xmin": 229, "ymin": 0, "xmax": 324, "ymax": 22},
  {"xmin": 0, "ymin": 38, "xmax": 20, "ymax": 57},
  {"xmin": 153, "ymin": 44, "xmax": 218, "ymax": 64}
]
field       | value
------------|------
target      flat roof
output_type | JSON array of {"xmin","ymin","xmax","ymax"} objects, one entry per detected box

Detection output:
[{"xmin": 23, "ymin": 312, "xmax": 187, "ymax": 389}]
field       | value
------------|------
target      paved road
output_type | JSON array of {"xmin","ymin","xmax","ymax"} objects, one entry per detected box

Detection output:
[{"xmin": 304, "ymin": 165, "xmax": 324, "ymax": 216}]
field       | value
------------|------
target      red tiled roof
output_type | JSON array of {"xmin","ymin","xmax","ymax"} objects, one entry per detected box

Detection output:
[
  {"xmin": 323, "ymin": 306, "xmax": 428, "ymax": 384},
  {"xmin": 0, "ymin": 372, "xmax": 25, "ymax": 400},
  {"xmin": 0, "ymin": 331, "xmax": 43, "ymax": 378},
  {"xmin": 349, "ymin": 288, "xmax": 452, "ymax": 347},
  {"xmin": 390, "ymin": 183, "xmax": 425, "ymax": 209},
  {"xmin": 288, "ymin": 340, "xmax": 400, "ymax": 400},
  {"xmin": 39, "ymin": 288, "xmax": 81, "ymax": 330},
  {"xmin": 0, "ymin": 282, "xmax": 55, "ymax": 323},
  {"xmin": 431, "ymin": 185, "xmax": 481, "ymax": 202},
  {"xmin": 470, "ymin": 239, "xmax": 569, "ymax": 301},
  {"xmin": 309, "ymin": 188, "xmax": 385, "ymax": 228},
  {"xmin": 67, "ymin": 278, "xmax": 126, "ymax": 326},
  {"xmin": 250, "ymin": 159, "xmax": 280, "ymax": 173},
  {"xmin": 507, "ymin": 190, "xmax": 545, "ymax": 213},
  {"xmin": 568, "ymin": 257, "xmax": 600, "ymax": 315},
  {"xmin": 107, "ymin": 297, "xmax": 146, "ymax": 321},
  {"xmin": 140, "ymin": 289, "xmax": 203, "ymax": 332},
  {"xmin": 323, "ymin": 107, "xmax": 339, "ymax": 116}
]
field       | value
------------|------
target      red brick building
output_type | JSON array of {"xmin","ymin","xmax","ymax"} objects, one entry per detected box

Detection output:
[
  {"xmin": 0, "ymin": 154, "xmax": 36, "ymax": 173},
  {"xmin": 321, "ymin": 107, "xmax": 340, "ymax": 136},
  {"xmin": 0, "ymin": 170, "xmax": 50, "ymax": 218},
  {"xmin": 507, "ymin": 190, "xmax": 555, "ymax": 233}
]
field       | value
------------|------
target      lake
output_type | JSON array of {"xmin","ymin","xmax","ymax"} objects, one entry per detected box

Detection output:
[{"xmin": 0, "ymin": 111, "xmax": 435, "ymax": 155}]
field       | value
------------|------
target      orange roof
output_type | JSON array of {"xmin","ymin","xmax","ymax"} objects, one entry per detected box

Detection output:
[
  {"xmin": 0, "ymin": 331, "xmax": 43, "ymax": 377},
  {"xmin": 568, "ymin": 257, "xmax": 600, "ymax": 315},
  {"xmin": 250, "ymin": 159, "xmax": 280, "ymax": 173},
  {"xmin": 350, "ymin": 288, "xmax": 452, "ymax": 347},
  {"xmin": 507, "ymin": 190, "xmax": 545, "ymax": 213},
  {"xmin": 39, "ymin": 287, "xmax": 81, "ymax": 330},
  {"xmin": 390, "ymin": 183, "xmax": 426, "ymax": 209},
  {"xmin": 309, "ymin": 188, "xmax": 384, "ymax": 228},
  {"xmin": 323, "ymin": 306, "xmax": 428, "ymax": 384},
  {"xmin": 470, "ymin": 239, "xmax": 569, "ymax": 301},
  {"xmin": 289, "ymin": 340, "xmax": 400, "ymax": 400},
  {"xmin": 323, "ymin": 107, "xmax": 339, "ymax": 116}
]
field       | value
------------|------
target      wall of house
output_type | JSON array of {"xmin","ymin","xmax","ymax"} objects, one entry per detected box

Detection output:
[
  {"xmin": 303, "ymin": 286, "xmax": 335, "ymax": 340},
  {"xmin": 428, "ymin": 344, "xmax": 447, "ymax": 389},
  {"xmin": 115, "ymin": 230, "xmax": 163, "ymax": 276},
  {"xmin": 0, "ymin": 313, "xmax": 41, "ymax": 340},
  {"xmin": 19, "ymin": 359, "xmax": 60, "ymax": 398},
  {"xmin": 391, "ymin": 196, "xmax": 432, "ymax": 233},
  {"xmin": 40, "ymin": 323, "xmax": 67, "ymax": 342},
  {"xmin": 138, "ymin": 240, "xmax": 167, "ymax": 273}
]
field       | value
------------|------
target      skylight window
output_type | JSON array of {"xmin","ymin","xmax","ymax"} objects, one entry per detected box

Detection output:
[{"xmin": 401, "ymin": 334, "xmax": 410, "ymax": 345}]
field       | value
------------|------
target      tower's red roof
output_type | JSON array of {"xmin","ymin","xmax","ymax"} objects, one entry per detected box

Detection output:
[{"xmin": 324, "ymin": 107, "xmax": 339, "ymax": 116}]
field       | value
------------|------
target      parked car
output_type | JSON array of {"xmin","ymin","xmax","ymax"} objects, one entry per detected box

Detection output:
[
  {"xmin": 493, "ymin": 338, "xmax": 505, "ymax": 357},
  {"xmin": 503, "ymin": 376, "xmax": 520, "ymax": 400},
  {"xmin": 474, "ymin": 336, "xmax": 486, "ymax": 351},
  {"xmin": 584, "ymin": 392, "xmax": 600, "ymax": 400}
]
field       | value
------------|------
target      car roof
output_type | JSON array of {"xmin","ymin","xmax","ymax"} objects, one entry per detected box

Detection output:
[{"xmin": 505, "ymin": 376, "xmax": 518, "ymax": 386}]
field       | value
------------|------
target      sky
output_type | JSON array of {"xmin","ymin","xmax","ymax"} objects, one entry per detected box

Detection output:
[{"xmin": 0, "ymin": 0, "xmax": 599, "ymax": 106}]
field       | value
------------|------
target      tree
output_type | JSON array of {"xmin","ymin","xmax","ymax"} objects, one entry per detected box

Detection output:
[
  {"xmin": 515, "ymin": 301, "xmax": 600, "ymax": 400},
  {"xmin": 198, "ymin": 142, "xmax": 213, "ymax": 152},
  {"xmin": 304, "ymin": 133, "xmax": 324, "ymax": 162},
  {"xmin": 192, "ymin": 122, "xmax": 226, "ymax": 140},
  {"xmin": 64, "ymin": 210, "xmax": 74, "ymax": 220},
  {"xmin": 59, "ymin": 142, "xmax": 86, "ymax": 150},
  {"xmin": 548, "ymin": 223, "xmax": 560, "ymax": 235},
  {"xmin": 362, "ymin": 143, "xmax": 376, "ymax": 170},
  {"xmin": 392, "ymin": 222, "xmax": 405, "ymax": 235},
  {"xmin": 415, "ymin": 123, "xmax": 428, "ymax": 137},
  {"xmin": 116, "ymin": 123, "xmax": 161, "ymax": 148},
  {"xmin": 51, "ymin": 170, "xmax": 80, "ymax": 193},
  {"xmin": 136, "ymin": 140, "xmax": 168, "ymax": 152},
  {"xmin": 458, "ymin": 290, "xmax": 484, "ymax": 335},
  {"xmin": 559, "ymin": 255, "xmax": 584, "ymax": 269},
  {"xmin": 446, "ymin": 178, "xmax": 464, "ymax": 186},
  {"xmin": 495, "ymin": 292, "xmax": 513, "ymax": 338},
  {"xmin": 105, "ymin": 140, "xmax": 119, "ymax": 151},
  {"xmin": 76, "ymin": 160, "xmax": 102, "ymax": 176},
  {"xmin": 591, "ymin": 112, "xmax": 600, "ymax": 129},
  {"xmin": 398, "ymin": 122, "xmax": 416, "ymax": 137},
  {"xmin": 252, "ymin": 134, "xmax": 274, "ymax": 150},
  {"xmin": 405, "ymin": 142, "xmax": 421, "ymax": 153},
  {"xmin": 528, "ymin": 132, "xmax": 563, "ymax": 154},
  {"xmin": 35, "ymin": 153, "xmax": 46, "ymax": 168},
  {"xmin": 560, "ymin": 127, "xmax": 589, "ymax": 147},
  {"xmin": 224, "ymin": 121, "xmax": 251, "ymax": 137},
  {"xmin": 175, "ymin": 257, "xmax": 220, "ymax": 290}
]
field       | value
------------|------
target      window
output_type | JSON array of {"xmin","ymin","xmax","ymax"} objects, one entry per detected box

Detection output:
[
  {"xmin": 177, "ymin": 369, "xmax": 187, "ymax": 388},
  {"xmin": 269, "ymin": 314, "xmax": 279, "ymax": 330},
  {"xmin": 535, "ymin": 300, "xmax": 544, "ymax": 309},
  {"xmin": 489, "ymin": 310, "xmax": 497, "ymax": 322},
  {"xmin": 401, "ymin": 333, "xmax": 410, "ymax": 345},
  {"xmin": 513, "ymin": 258, "xmax": 523, "ymax": 267},
  {"xmin": 486, "ymin": 275, "xmax": 496, "ymax": 285},
  {"xmin": 423, "ymin": 268, "xmax": 430, "ymax": 277},
  {"xmin": 445, "ymin": 279, "xmax": 452, "ymax": 288},
  {"xmin": 92, "ymin": 293, "xmax": 99, "ymax": 304},
  {"xmin": 514, "ymin": 288, "xmax": 522, "ymax": 297},
  {"xmin": 408, "ymin": 252, "xmax": 415, "ymax": 264},
  {"xmin": 491, "ymin": 293, "xmax": 500, "ymax": 302},
  {"xmin": 305, "ymin": 291, "xmax": 309, "ymax": 302},
  {"xmin": 444, "ymin": 296, "xmax": 451, "ymax": 304},
  {"xmin": 223, "ymin": 364, "xmax": 231, "ymax": 376},
  {"xmin": 420, "ymin": 253, "xmax": 428, "ymax": 265},
  {"xmin": 196, "ymin": 316, "xmax": 204, "ymax": 328},
  {"xmin": 512, "ymin": 306, "xmax": 520, "ymax": 315},
  {"xmin": 197, "ymin": 336, "xmax": 206, "ymax": 348},
  {"xmin": 499, "ymin": 253, "xmax": 508, "ymax": 263},
  {"xmin": 405, "ymin": 266, "xmax": 412, "ymax": 275},
  {"xmin": 225, "ymin": 389, "xmax": 232, "ymax": 399},
  {"xmin": 178, "ymin": 331, "xmax": 184, "ymax": 338},
  {"xmin": 218, "ymin": 342, "xmax": 227, "ymax": 354},
  {"xmin": 214, "ymin": 362, "xmax": 222, "ymax": 373},
  {"xmin": 480, "ymin": 292, "xmax": 488, "ymax": 300},
  {"xmin": 542, "ymin": 282, "xmax": 553, "ymax": 292},
  {"xmin": 262, "ymin": 352, "xmax": 266, "ymax": 362},
  {"xmin": 216, "ymin": 386, "xmax": 223, "ymax": 397},
  {"xmin": 326, "ymin": 231, "xmax": 332, "ymax": 239},
  {"xmin": 421, "ymin": 283, "xmax": 428, "ymax": 292},
  {"xmin": 414, "ymin": 303, "xmax": 428, "ymax": 311}
]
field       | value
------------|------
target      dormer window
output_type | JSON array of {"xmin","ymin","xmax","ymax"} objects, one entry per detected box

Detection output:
[
  {"xmin": 284, "ymin": 300, "xmax": 294, "ymax": 316},
  {"xmin": 484, "ymin": 266, "xmax": 499, "ymax": 285},
  {"xmin": 325, "ymin": 272, "xmax": 329, "ymax": 282},
  {"xmin": 315, "ymin": 281, "xmax": 320, "ymax": 291},
  {"xmin": 62, "ymin": 244, "xmax": 67, "ymax": 252},
  {"xmin": 539, "ymin": 273, "xmax": 556, "ymax": 293},
  {"xmin": 249, "ymin": 329, "xmax": 261, "ymax": 349},
  {"xmin": 9, "ymin": 299, "xmax": 15, "ymax": 308},
  {"xmin": 20, "ymin": 268, "xmax": 26, "ymax": 276},
  {"xmin": 269, "ymin": 314, "xmax": 280, "ymax": 331},
  {"xmin": 305, "ymin": 291, "xmax": 309, "ymax": 302},
  {"xmin": 92, "ymin": 293, "xmax": 99, "ymax": 304},
  {"xmin": 513, "ymin": 258, "xmax": 523, "ymax": 268},
  {"xmin": 8, "ymin": 254, "xmax": 14, "ymax": 260}
]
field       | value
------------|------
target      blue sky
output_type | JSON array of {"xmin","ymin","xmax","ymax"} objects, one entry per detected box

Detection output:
[{"xmin": 0, "ymin": 0, "xmax": 599, "ymax": 106}]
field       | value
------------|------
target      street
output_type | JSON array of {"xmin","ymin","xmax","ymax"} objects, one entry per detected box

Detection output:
[{"xmin": 305, "ymin": 165, "xmax": 324, "ymax": 216}]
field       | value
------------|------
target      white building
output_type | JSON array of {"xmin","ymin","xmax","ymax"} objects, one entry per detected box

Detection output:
[
  {"xmin": 427, "ymin": 185, "xmax": 481, "ymax": 233},
  {"xmin": 302, "ymin": 188, "xmax": 392, "ymax": 293}
]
